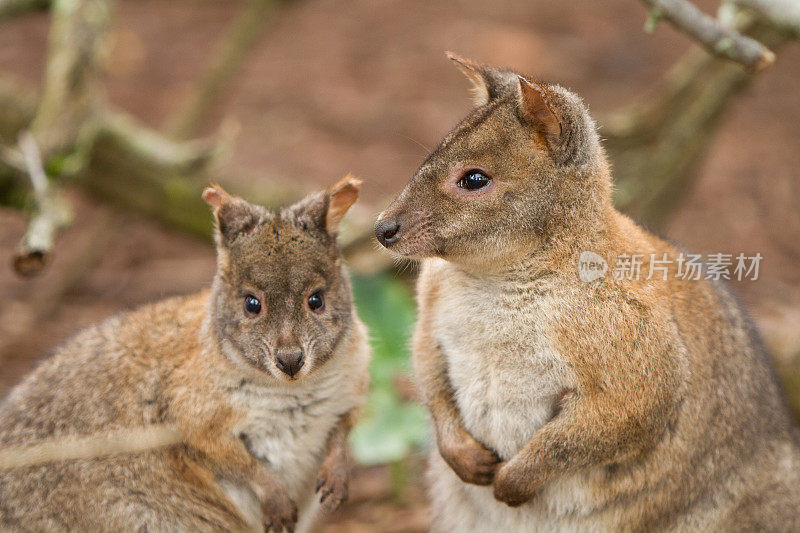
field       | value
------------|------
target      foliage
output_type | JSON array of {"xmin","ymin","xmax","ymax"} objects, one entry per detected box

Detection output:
[{"xmin": 349, "ymin": 273, "xmax": 430, "ymax": 464}]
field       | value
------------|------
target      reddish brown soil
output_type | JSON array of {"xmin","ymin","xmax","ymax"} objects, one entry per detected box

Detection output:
[{"xmin": 1, "ymin": 0, "xmax": 799, "ymax": 530}]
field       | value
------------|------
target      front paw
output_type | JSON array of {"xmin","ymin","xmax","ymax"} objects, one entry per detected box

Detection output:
[
  {"xmin": 316, "ymin": 460, "xmax": 349, "ymax": 513},
  {"xmin": 438, "ymin": 428, "xmax": 501, "ymax": 486},
  {"xmin": 260, "ymin": 490, "xmax": 298, "ymax": 532},
  {"xmin": 492, "ymin": 461, "xmax": 541, "ymax": 507}
]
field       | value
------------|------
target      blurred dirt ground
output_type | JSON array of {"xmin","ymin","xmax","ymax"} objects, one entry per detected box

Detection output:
[{"xmin": 1, "ymin": 0, "xmax": 799, "ymax": 530}]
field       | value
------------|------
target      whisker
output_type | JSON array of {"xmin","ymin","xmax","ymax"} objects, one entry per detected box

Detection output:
[{"xmin": 393, "ymin": 132, "xmax": 432, "ymax": 154}]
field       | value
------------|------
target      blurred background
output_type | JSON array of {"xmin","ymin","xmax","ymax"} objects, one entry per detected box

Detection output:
[{"xmin": 0, "ymin": 0, "xmax": 798, "ymax": 530}]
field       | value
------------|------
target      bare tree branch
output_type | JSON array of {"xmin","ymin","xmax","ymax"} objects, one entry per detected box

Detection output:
[
  {"xmin": 0, "ymin": 78, "xmax": 286, "ymax": 246},
  {"xmin": 642, "ymin": 0, "xmax": 776, "ymax": 71},
  {"xmin": 165, "ymin": 0, "xmax": 283, "ymax": 139},
  {"xmin": 102, "ymin": 112, "xmax": 221, "ymax": 174},
  {"xmin": 13, "ymin": 132, "xmax": 72, "ymax": 276},
  {"xmin": 7, "ymin": 0, "xmax": 112, "ymax": 276},
  {"xmin": 31, "ymin": 0, "xmax": 111, "ymax": 159},
  {"xmin": 730, "ymin": 0, "xmax": 800, "ymax": 37},
  {"xmin": 30, "ymin": 210, "xmax": 119, "ymax": 321},
  {"xmin": 0, "ymin": 211, "xmax": 118, "ymax": 369},
  {"xmin": 0, "ymin": 78, "xmax": 34, "ymax": 205},
  {"xmin": 0, "ymin": 0, "xmax": 382, "ymax": 274},
  {"xmin": 604, "ymin": 20, "xmax": 789, "ymax": 227}
]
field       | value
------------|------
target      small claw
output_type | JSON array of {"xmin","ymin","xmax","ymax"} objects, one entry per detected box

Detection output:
[
  {"xmin": 316, "ymin": 478, "xmax": 324, "ymax": 492},
  {"xmin": 319, "ymin": 488, "xmax": 331, "ymax": 503}
]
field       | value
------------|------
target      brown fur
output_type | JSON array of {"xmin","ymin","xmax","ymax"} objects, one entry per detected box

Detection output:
[
  {"xmin": 376, "ymin": 54, "xmax": 800, "ymax": 531},
  {"xmin": 0, "ymin": 177, "xmax": 370, "ymax": 532}
]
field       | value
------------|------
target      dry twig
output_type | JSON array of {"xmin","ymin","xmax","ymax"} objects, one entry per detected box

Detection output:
[
  {"xmin": 13, "ymin": 132, "xmax": 72, "ymax": 276},
  {"xmin": 641, "ymin": 0, "xmax": 776, "ymax": 71}
]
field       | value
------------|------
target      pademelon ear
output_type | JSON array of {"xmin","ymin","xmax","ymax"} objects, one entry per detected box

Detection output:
[
  {"xmin": 202, "ymin": 184, "xmax": 261, "ymax": 245},
  {"xmin": 289, "ymin": 175, "xmax": 362, "ymax": 236},
  {"xmin": 202, "ymin": 185, "xmax": 230, "ymax": 209},
  {"xmin": 447, "ymin": 52, "xmax": 492, "ymax": 106},
  {"xmin": 325, "ymin": 174, "xmax": 361, "ymax": 233},
  {"xmin": 446, "ymin": 51, "xmax": 517, "ymax": 106},
  {"xmin": 516, "ymin": 75, "xmax": 562, "ymax": 144}
]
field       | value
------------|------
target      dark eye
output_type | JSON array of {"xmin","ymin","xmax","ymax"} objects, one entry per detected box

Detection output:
[
  {"xmin": 457, "ymin": 170, "xmax": 491, "ymax": 191},
  {"xmin": 243, "ymin": 295, "xmax": 261, "ymax": 316},
  {"xmin": 307, "ymin": 291, "xmax": 325, "ymax": 312}
]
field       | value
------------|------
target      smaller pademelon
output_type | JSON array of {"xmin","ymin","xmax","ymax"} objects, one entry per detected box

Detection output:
[{"xmin": 0, "ymin": 176, "xmax": 370, "ymax": 533}]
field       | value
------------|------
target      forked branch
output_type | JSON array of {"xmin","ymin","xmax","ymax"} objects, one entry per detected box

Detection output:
[{"xmin": 641, "ymin": 0, "xmax": 776, "ymax": 71}]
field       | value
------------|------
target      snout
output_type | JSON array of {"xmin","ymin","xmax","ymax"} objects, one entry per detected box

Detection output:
[
  {"xmin": 275, "ymin": 349, "xmax": 304, "ymax": 378},
  {"xmin": 374, "ymin": 217, "xmax": 401, "ymax": 247},
  {"xmin": 374, "ymin": 208, "xmax": 435, "ymax": 257}
]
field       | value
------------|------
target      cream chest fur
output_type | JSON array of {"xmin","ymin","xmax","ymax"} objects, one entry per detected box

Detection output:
[
  {"xmin": 424, "ymin": 258, "xmax": 599, "ymax": 532},
  {"xmin": 428, "ymin": 258, "xmax": 575, "ymax": 460},
  {"xmin": 219, "ymin": 320, "xmax": 369, "ymax": 532}
]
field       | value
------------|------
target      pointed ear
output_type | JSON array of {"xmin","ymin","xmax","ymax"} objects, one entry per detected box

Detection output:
[
  {"xmin": 446, "ymin": 52, "xmax": 516, "ymax": 106},
  {"xmin": 517, "ymin": 76, "xmax": 562, "ymax": 144},
  {"xmin": 325, "ymin": 174, "xmax": 361, "ymax": 233},
  {"xmin": 202, "ymin": 185, "xmax": 261, "ymax": 245},
  {"xmin": 290, "ymin": 175, "xmax": 361, "ymax": 236},
  {"xmin": 447, "ymin": 52, "xmax": 491, "ymax": 106}
]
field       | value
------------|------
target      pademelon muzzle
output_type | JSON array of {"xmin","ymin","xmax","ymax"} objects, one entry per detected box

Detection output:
[{"xmin": 374, "ymin": 216, "xmax": 402, "ymax": 248}]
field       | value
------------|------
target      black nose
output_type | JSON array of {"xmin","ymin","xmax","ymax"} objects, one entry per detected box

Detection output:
[
  {"xmin": 275, "ymin": 350, "xmax": 304, "ymax": 377},
  {"xmin": 375, "ymin": 218, "xmax": 401, "ymax": 247}
]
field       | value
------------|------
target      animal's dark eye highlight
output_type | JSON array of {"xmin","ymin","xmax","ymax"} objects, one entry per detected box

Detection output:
[
  {"xmin": 244, "ymin": 295, "xmax": 261, "ymax": 316},
  {"xmin": 308, "ymin": 291, "xmax": 325, "ymax": 312},
  {"xmin": 457, "ymin": 170, "xmax": 491, "ymax": 191}
]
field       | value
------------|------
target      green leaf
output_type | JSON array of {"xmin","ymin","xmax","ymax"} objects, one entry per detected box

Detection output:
[
  {"xmin": 349, "ymin": 273, "xmax": 431, "ymax": 464},
  {"xmin": 350, "ymin": 388, "xmax": 429, "ymax": 464}
]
